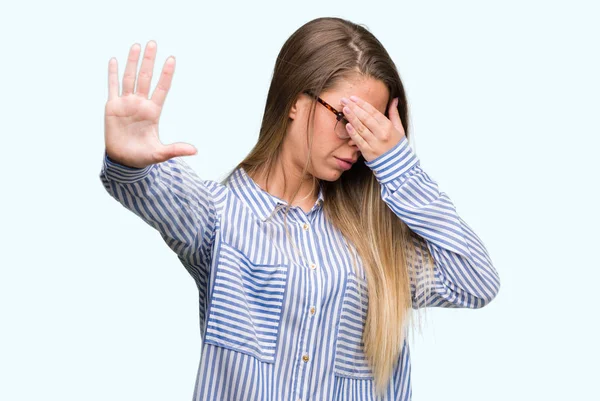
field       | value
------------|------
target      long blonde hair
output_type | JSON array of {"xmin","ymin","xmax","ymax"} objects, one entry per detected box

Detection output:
[{"xmin": 222, "ymin": 17, "xmax": 435, "ymax": 397}]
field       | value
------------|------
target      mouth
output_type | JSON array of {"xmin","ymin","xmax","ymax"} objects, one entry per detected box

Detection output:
[
  {"xmin": 335, "ymin": 157, "xmax": 357, "ymax": 164},
  {"xmin": 334, "ymin": 157, "xmax": 356, "ymax": 171}
]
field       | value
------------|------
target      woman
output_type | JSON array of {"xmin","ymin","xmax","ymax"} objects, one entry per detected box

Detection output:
[{"xmin": 100, "ymin": 17, "xmax": 500, "ymax": 401}]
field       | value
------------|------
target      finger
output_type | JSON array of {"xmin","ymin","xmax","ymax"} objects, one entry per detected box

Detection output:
[
  {"xmin": 136, "ymin": 41, "xmax": 157, "ymax": 98},
  {"xmin": 122, "ymin": 43, "xmax": 141, "ymax": 96},
  {"xmin": 349, "ymin": 95, "xmax": 389, "ymax": 126},
  {"xmin": 159, "ymin": 142, "xmax": 197, "ymax": 162},
  {"xmin": 150, "ymin": 56, "xmax": 176, "ymax": 108},
  {"xmin": 345, "ymin": 123, "xmax": 370, "ymax": 151},
  {"xmin": 388, "ymin": 97, "xmax": 407, "ymax": 137},
  {"xmin": 108, "ymin": 58, "xmax": 119, "ymax": 101},
  {"xmin": 342, "ymin": 104, "xmax": 375, "ymax": 143}
]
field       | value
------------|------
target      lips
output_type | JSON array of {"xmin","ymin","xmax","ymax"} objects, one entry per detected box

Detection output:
[{"xmin": 336, "ymin": 157, "xmax": 357, "ymax": 164}]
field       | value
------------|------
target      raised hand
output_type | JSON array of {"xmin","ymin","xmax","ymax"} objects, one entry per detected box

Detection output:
[
  {"xmin": 339, "ymin": 95, "xmax": 406, "ymax": 163},
  {"xmin": 104, "ymin": 41, "xmax": 197, "ymax": 169}
]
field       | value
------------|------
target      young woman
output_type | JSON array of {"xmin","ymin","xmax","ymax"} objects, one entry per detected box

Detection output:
[{"xmin": 100, "ymin": 17, "xmax": 500, "ymax": 401}]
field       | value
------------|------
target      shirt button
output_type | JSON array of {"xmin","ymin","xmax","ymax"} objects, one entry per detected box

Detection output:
[
  {"xmin": 309, "ymin": 263, "xmax": 317, "ymax": 270},
  {"xmin": 303, "ymin": 223, "xmax": 310, "ymax": 231},
  {"xmin": 302, "ymin": 353, "xmax": 310, "ymax": 362},
  {"xmin": 309, "ymin": 306, "xmax": 316, "ymax": 316}
]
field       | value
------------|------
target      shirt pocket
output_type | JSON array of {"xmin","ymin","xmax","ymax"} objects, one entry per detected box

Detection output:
[
  {"xmin": 334, "ymin": 271, "xmax": 375, "ymax": 380},
  {"xmin": 203, "ymin": 239, "xmax": 290, "ymax": 364}
]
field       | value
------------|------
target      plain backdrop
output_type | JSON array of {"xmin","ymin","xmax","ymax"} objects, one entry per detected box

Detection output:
[{"xmin": 1, "ymin": 1, "xmax": 598, "ymax": 400}]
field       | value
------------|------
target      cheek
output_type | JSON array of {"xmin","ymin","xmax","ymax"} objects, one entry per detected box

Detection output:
[
  {"xmin": 310, "ymin": 133, "xmax": 336, "ymax": 161},
  {"xmin": 313, "ymin": 125, "xmax": 340, "ymax": 149},
  {"xmin": 309, "ymin": 138, "xmax": 340, "ymax": 174}
]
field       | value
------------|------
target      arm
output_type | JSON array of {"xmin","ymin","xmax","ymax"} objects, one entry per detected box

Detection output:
[
  {"xmin": 99, "ymin": 150, "xmax": 220, "ymax": 282},
  {"xmin": 364, "ymin": 136, "xmax": 501, "ymax": 309}
]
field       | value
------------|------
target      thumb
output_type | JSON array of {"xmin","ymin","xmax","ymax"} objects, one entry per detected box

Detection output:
[
  {"xmin": 158, "ymin": 142, "xmax": 198, "ymax": 162},
  {"xmin": 388, "ymin": 97, "xmax": 405, "ymax": 134}
]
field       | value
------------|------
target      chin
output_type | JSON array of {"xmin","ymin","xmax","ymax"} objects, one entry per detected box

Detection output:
[{"xmin": 313, "ymin": 167, "xmax": 344, "ymax": 182}]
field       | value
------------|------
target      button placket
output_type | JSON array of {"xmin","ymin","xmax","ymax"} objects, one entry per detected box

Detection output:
[{"xmin": 294, "ymin": 216, "xmax": 321, "ymax": 400}]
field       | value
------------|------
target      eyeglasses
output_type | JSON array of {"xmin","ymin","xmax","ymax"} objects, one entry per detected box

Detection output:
[{"xmin": 303, "ymin": 90, "xmax": 351, "ymax": 139}]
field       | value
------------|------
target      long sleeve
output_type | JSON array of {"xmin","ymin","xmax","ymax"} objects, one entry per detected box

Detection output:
[
  {"xmin": 99, "ymin": 150, "xmax": 220, "ymax": 290},
  {"xmin": 364, "ymin": 136, "xmax": 500, "ymax": 309}
]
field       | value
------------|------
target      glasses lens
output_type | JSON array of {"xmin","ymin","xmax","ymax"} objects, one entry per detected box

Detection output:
[{"xmin": 335, "ymin": 119, "xmax": 350, "ymax": 139}]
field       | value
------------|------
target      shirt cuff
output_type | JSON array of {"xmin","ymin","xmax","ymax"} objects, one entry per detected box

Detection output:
[
  {"xmin": 102, "ymin": 150, "xmax": 155, "ymax": 184},
  {"xmin": 364, "ymin": 136, "xmax": 420, "ymax": 185}
]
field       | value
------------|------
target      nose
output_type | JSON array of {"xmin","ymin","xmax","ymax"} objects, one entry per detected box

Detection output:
[{"xmin": 347, "ymin": 137, "xmax": 359, "ymax": 148}]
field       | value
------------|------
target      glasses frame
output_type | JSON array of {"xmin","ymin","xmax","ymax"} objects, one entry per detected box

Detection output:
[{"xmin": 303, "ymin": 90, "xmax": 351, "ymax": 137}]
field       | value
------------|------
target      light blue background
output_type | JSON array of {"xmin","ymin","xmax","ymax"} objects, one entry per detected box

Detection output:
[{"xmin": 1, "ymin": 0, "xmax": 598, "ymax": 400}]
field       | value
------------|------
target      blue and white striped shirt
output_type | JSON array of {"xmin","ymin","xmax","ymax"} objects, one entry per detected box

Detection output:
[{"xmin": 99, "ymin": 135, "xmax": 500, "ymax": 401}]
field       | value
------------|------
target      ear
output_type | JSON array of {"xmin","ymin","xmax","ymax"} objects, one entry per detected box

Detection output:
[{"xmin": 288, "ymin": 93, "xmax": 306, "ymax": 120}]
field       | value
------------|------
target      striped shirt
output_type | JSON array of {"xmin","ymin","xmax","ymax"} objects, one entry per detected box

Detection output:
[{"xmin": 99, "ymin": 135, "xmax": 500, "ymax": 401}]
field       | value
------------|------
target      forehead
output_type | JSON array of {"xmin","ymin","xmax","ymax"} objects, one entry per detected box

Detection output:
[{"xmin": 325, "ymin": 75, "xmax": 390, "ymax": 115}]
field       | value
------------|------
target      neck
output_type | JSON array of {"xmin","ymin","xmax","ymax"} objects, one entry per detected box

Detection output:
[{"xmin": 250, "ymin": 158, "xmax": 319, "ymax": 207}]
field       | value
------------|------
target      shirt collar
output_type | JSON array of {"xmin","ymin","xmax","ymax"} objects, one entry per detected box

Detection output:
[{"xmin": 228, "ymin": 167, "xmax": 325, "ymax": 222}]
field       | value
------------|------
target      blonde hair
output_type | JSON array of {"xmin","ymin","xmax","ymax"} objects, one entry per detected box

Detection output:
[{"xmin": 222, "ymin": 17, "xmax": 436, "ymax": 397}]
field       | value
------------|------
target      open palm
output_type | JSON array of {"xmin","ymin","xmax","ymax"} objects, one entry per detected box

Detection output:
[{"xmin": 104, "ymin": 41, "xmax": 197, "ymax": 169}]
